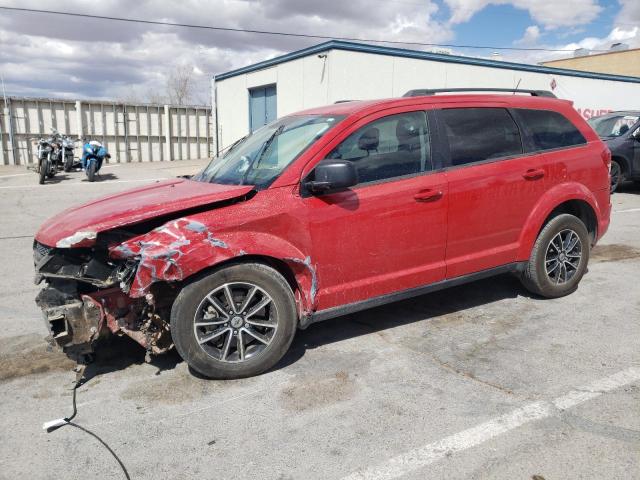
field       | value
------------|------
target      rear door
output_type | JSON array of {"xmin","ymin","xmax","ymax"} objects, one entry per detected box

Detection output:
[
  {"xmin": 437, "ymin": 106, "xmax": 550, "ymax": 278},
  {"xmin": 302, "ymin": 108, "xmax": 448, "ymax": 311}
]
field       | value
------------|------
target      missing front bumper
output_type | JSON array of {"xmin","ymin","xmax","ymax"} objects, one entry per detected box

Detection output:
[{"xmin": 40, "ymin": 297, "xmax": 103, "ymax": 359}]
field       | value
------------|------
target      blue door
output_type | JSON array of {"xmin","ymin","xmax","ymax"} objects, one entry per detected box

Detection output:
[{"xmin": 249, "ymin": 85, "xmax": 277, "ymax": 132}]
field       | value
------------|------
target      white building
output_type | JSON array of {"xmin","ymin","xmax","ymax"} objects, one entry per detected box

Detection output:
[{"xmin": 212, "ymin": 40, "xmax": 640, "ymax": 153}]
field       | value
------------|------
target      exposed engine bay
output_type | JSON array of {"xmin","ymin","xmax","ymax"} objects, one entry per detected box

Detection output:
[{"xmin": 34, "ymin": 231, "xmax": 175, "ymax": 362}]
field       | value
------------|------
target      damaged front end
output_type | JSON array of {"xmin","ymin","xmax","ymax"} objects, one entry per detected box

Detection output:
[{"xmin": 34, "ymin": 236, "xmax": 174, "ymax": 362}]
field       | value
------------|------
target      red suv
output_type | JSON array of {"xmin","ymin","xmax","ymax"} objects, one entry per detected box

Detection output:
[{"xmin": 34, "ymin": 89, "xmax": 611, "ymax": 379}]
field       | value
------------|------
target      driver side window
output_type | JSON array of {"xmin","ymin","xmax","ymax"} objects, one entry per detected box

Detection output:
[{"xmin": 328, "ymin": 111, "xmax": 431, "ymax": 185}]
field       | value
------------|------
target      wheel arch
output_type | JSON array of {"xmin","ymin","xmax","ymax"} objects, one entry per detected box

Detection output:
[
  {"xmin": 113, "ymin": 221, "xmax": 317, "ymax": 320},
  {"xmin": 541, "ymin": 199, "xmax": 597, "ymax": 244},
  {"xmin": 517, "ymin": 183, "xmax": 602, "ymax": 260},
  {"xmin": 183, "ymin": 254, "xmax": 308, "ymax": 319},
  {"xmin": 611, "ymin": 154, "xmax": 630, "ymax": 175}
]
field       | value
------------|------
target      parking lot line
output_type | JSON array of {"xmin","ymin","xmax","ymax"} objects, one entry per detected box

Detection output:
[
  {"xmin": 615, "ymin": 208, "xmax": 640, "ymax": 213},
  {"xmin": 0, "ymin": 172, "xmax": 33, "ymax": 178},
  {"xmin": 0, "ymin": 178, "xmax": 168, "ymax": 190},
  {"xmin": 341, "ymin": 367, "xmax": 640, "ymax": 480}
]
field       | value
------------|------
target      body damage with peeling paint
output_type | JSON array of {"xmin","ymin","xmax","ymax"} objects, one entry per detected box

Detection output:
[{"xmin": 33, "ymin": 181, "xmax": 318, "ymax": 361}]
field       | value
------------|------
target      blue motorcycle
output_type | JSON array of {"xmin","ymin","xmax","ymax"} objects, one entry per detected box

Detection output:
[{"xmin": 82, "ymin": 141, "xmax": 110, "ymax": 182}]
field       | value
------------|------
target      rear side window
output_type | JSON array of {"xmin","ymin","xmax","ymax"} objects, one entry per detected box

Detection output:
[
  {"xmin": 439, "ymin": 108, "xmax": 522, "ymax": 166},
  {"xmin": 515, "ymin": 109, "xmax": 587, "ymax": 151}
]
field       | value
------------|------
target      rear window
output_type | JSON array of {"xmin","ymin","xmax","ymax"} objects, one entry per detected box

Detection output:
[
  {"xmin": 439, "ymin": 108, "xmax": 522, "ymax": 166},
  {"xmin": 515, "ymin": 109, "xmax": 587, "ymax": 151}
]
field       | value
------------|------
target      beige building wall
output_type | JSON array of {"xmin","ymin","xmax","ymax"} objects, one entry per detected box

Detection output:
[
  {"xmin": 215, "ymin": 47, "xmax": 640, "ymax": 148},
  {"xmin": 541, "ymin": 48, "xmax": 640, "ymax": 78}
]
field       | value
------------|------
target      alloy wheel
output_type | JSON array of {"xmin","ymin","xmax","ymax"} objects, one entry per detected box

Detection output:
[
  {"xmin": 545, "ymin": 229, "xmax": 582, "ymax": 285},
  {"xmin": 193, "ymin": 282, "xmax": 278, "ymax": 363}
]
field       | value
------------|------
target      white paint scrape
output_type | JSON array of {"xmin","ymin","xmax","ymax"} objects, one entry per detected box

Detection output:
[
  {"xmin": 341, "ymin": 367, "xmax": 640, "ymax": 480},
  {"xmin": 56, "ymin": 230, "xmax": 97, "ymax": 248}
]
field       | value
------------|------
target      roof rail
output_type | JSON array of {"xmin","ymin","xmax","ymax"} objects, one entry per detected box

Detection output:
[{"xmin": 402, "ymin": 88, "xmax": 557, "ymax": 98}]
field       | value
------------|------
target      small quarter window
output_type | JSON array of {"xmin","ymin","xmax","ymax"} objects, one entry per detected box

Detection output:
[
  {"xmin": 438, "ymin": 108, "xmax": 522, "ymax": 166},
  {"xmin": 516, "ymin": 109, "xmax": 587, "ymax": 151},
  {"xmin": 327, "ymin": 111, "xmax": 431, "ymax": 184}
]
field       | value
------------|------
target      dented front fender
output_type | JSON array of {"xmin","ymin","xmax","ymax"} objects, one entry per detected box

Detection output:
[{"xmin": 109, "ymin": 217, "xmax": 318, "ymax": 315}]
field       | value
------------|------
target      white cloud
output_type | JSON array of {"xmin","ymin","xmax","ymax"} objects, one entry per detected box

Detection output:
[
  {"xmin": 0, "ymin": 0, "xmax": 453, "ymax": 101},
  {"xmin": 444, "ymin": 0, "xmax": 602, "ymax": 29},
  {"xmin": 0, "ymin": 0, "xmax": 637, "ymax": 102},
  {"xmin": 503, "ymin": 24, "xmax": 640, "ymax": 66},
  {"xmin": 516, "ymin": 25, "xmax": 541, "ymax": 45}
]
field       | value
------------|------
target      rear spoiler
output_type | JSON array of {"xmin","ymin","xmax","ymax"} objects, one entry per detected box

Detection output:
[{"xmin": 403, "ymin": 88, "xmax": 556, "ymax": 98}]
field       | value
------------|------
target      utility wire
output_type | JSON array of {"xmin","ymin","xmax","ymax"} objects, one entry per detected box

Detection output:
[{"xmin": 0, "ymin": 5, "xmax": 611, "ymax": 53}]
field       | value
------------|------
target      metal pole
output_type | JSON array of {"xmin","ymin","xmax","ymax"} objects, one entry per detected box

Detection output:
[
  {"xmin": 75, "ymin": 100, "xmax": 83, "ymax": 140},
  {"xmin": 6, "ymin": 97, "xmax": 16, "ymax": 165},
  {"xmin": 1, "ymin": 74, "xmax": 17, "ymax": 165},
  {"xmin": 212, "ymin": 75, "xmax": 219, "ymax": 157},
  {"xmin": 164, "ymin": 104, "xmax": 172, "ymax": 161},
  {"xmin": 146, "ymin": 105, "xmax": 152, "ymax": 162}
]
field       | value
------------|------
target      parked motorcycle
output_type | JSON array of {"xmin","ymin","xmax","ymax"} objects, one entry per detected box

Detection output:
[
  {"xmin": 61, "ymin": 134, "xmax": 76, "ymax": 172},
  {"xmin": 82, "ymin": 141, "xmax": 110, "ymax": 182},
  {"xmin": 31, "ymin": 129, "xmax": 79, "ymax": 184}
]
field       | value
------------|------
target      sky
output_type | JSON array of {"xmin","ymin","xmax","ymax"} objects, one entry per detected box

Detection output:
[{"xmin": 0, "ymin": 0, "xmax": 638, "ymax": 104}]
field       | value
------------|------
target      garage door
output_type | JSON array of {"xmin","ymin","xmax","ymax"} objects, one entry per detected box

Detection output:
[{"xmin": 249, "ymin": 84, "xmax": 277, "ymax": 132}]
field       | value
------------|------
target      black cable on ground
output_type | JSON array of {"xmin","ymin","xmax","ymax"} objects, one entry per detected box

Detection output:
[
  {"xmin": 67, "ymin": 422, "xmax": 131, "ymax": 480},
  {"xmin": 45, "ymin": 370, "xmax": 131, "ymax": 480}
]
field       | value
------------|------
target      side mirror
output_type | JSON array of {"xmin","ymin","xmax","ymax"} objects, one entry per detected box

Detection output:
[
  {"xmin": 305, "ymin": 160, "xmax": 358, "ymax": 194},
  {"xmin": 632, "ymin": 129, "xmax": 640, "ymax": 140}
]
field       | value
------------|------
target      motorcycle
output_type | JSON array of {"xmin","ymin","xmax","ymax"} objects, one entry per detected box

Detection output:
[
  {"xmin": 61, "ymin": 134, "xmax": 76, "ymax": 172},
  {"xmin": 32, "ymin": 129, "xmax": 79, "ymax": 184},
  {"xmin": 82, "ymin": 141, "xmax": 110, "ymax": 182}
]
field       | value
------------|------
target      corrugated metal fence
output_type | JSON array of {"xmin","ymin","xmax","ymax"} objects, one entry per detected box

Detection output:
[{"xmin": 0, "ymin": 96, "xmax": 213, "ymax": 166}]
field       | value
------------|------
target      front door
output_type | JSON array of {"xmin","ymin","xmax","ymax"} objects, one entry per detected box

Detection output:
[{"xmin": 302, "ymin": 110, "xmax": 448, "ymax": 311}]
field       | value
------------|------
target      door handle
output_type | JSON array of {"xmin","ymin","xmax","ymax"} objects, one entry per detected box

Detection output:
[
  {"xmin": 523, "ymin": 168, "xmax": 545, "ymax": 180},
  {"xmin": 414, "ymin": 189, "xmax": 443, "ymax": 202}
]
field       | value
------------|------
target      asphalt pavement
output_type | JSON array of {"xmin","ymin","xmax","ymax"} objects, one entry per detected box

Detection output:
[{"xmin": 0, "ymin": 160, "xmax": 638, "ymax": 480}]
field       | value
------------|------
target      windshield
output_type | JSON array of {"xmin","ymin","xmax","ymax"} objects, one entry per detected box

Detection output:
[
  {"xmin": 194, "ymin": 114, "xmax": 344, "ymax": 188},
  {"xmin": 588, "ymin": 114, "xmax": 639, "ymax": 138}
]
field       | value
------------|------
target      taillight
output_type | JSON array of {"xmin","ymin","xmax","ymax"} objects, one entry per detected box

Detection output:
[{"xmin": 601, "ymin": 146, "xmax": 612, "ymax": 172}]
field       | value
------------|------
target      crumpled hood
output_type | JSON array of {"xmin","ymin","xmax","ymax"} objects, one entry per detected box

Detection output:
[{"xmin": 35, "ymin": 179, "xmax": 254, "ymax": 248}]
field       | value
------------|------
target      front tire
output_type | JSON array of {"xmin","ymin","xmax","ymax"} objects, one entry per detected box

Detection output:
[
  {"xmin": 171, "ymin": 263, "xmax": 298, "ymax": 379},
  {"xmin": 64, "ymin": 154, "xmax": 73, "ymax": 172},
  {"xmin": 87, "ymin": 161, "xmax": 96, "ymax": 182},
  {"xmin": 520, "ymin": 213, "xmax": 590, "ymax": 298},
  {"xmin": 610, "ymin": 160, "xmax": 623, "ymax": 193}
]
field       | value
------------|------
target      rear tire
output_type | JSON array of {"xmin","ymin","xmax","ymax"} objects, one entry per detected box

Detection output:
[
  {"xmin": 171, "ymin": 263, "xmax": 298, "ymax": 379},
  {"xmin": 520, "ymin": 213, "xmax": 590, "ymax": 298},
  {"xmin": 38, "ymin": 159, "xmax": 47, "ymax": 184},
  {"xmin": 87, "ymin": 162, "xmax": 96, "ymax": 182}
]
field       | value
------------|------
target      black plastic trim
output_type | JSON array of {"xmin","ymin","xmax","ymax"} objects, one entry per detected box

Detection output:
[
  {"xmin": 305, "ymin": 262, "xmax": 527, "ymax": 326},
  {"xmin": 404, "ymin": 88, "xmax": 556, "ymax": 98}
]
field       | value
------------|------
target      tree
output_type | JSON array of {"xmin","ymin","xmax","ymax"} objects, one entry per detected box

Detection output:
[
  {"xmin": 166, "ymin": 64, "xmax": 197, "ymax": 105},
  {"xmin": 118, "ymin": 65, "xmax": 208, "ymax": 106}
]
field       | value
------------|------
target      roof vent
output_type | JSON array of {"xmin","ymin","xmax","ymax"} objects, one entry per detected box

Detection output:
[
  {"xmin": 574, "ymin": 48, "xmax": 590, "ymax": 58},
  {"xmin": 610, "ymin": 42, "xmax": 629, "ymax": 52}
]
